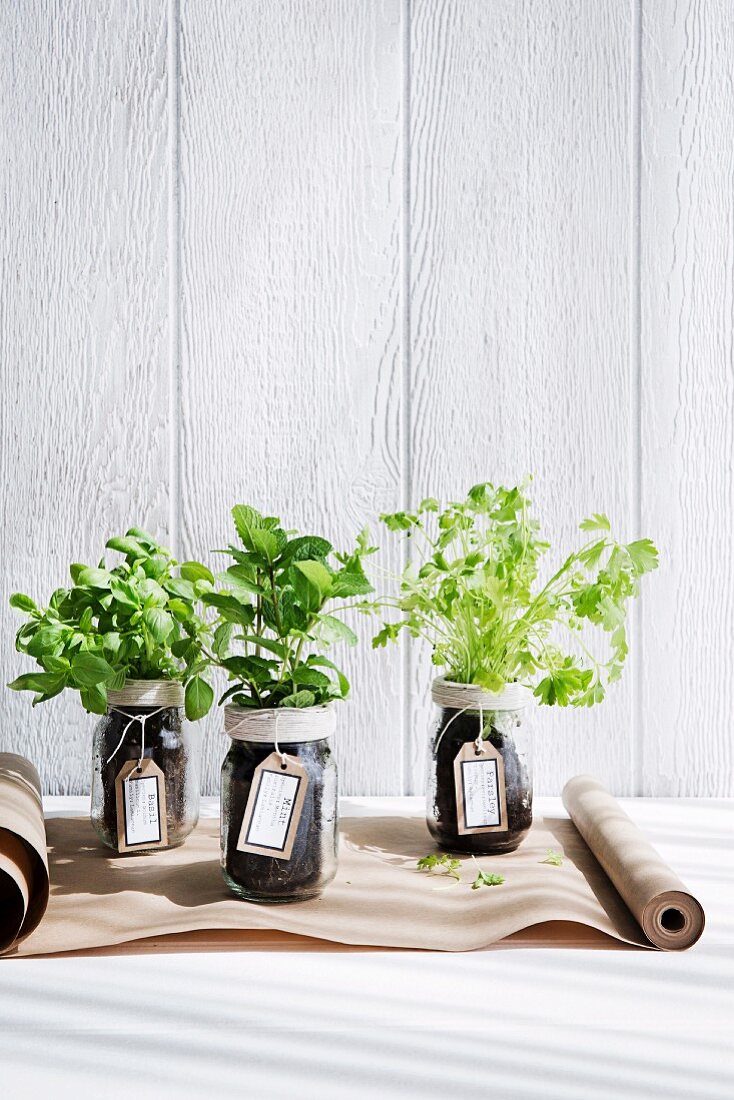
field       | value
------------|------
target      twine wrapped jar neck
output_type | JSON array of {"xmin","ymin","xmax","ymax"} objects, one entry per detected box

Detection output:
[
  {"xmin": 224, "ymin": 704, "xmax": 336, "ymax": 745},
  {"xmin": 431, "ymin": 676, "xmax": 534, "ymax": 713},
  {"xmin": 107, "ymin": 679, "xmax": 185, "ymax": 708}
]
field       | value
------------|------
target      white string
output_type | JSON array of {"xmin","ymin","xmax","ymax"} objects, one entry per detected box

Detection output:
[
  {"xmin": 105, "ymin": 706, "xmax": 168, "ymax": 768},
  {"xmin": 225, "ymin": 710, "xmax": 290, "ymax": 765},
  {"xmin": 433, "ymin": 703, "xmax": 488, "ymax": 756}
]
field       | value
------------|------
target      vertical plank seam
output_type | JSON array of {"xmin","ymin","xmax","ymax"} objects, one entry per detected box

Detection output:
[
  {"xmin": 630, "ymin": 0, "xmax": 643, "ymax": 795},
  {"xmin": 168, "ymin": 0, "xmax": 182, "ymax": 557},
  {"xmin": 401, "ymin": 0, "xmax": 413, "ymax": 794}
]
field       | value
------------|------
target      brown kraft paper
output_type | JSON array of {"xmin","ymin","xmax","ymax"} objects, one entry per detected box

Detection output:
[
  {"xmin": 0, "ymin": 753, "xmax": 50, "ymax": 953},
  {"xmin": 562, "ymin": 773, "xmax": 705, "ymax": 951},
  {"xmin": 1, "ymin": 769, "xmax": 705, "ymax": 957}
]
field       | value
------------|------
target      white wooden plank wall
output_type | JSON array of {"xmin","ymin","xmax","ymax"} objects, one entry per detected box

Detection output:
[{"xmin": 0, "ymin": 1, "xmax": 731, "ymax": 797}]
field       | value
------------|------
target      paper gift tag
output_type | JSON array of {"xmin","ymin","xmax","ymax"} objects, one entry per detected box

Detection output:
[
  {"xmin": 237, "ymin": 752, "xmax": 309, "ymax": 860},
  {"xmin": 454, "ymin": 740, "xmax": 509, "ymax": 834},
  {"xmin": 114, "ymin": 758, "xmax": 168, "ymax": 853}
]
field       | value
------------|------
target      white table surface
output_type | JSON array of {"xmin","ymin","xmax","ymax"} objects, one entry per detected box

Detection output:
[{"xmin": 1, "ymin": 796, "xmax": 732, "ymax": 1100}]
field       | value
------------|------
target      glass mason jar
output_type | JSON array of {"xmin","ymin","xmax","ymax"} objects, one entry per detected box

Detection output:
[
  {"xmin": 91, "ymin": 680, "xmax": 200, "ymax": 853},
  {"xmin": 221, "ymin": 704, "xmax": 338, "ymax": 903},
  {"xmin": 426, "ymin": 677, "xmax": 533, "ymax": 855}
]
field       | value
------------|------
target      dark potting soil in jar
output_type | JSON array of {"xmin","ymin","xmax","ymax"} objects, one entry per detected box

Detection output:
[
  {"xmin": 221, "ymin": 738, "xmax": 338, "ymax": 903},
  {"xmin": 91, "ymin": 706, "xmax": 199, "ymax": 852},
  {"xmin": 427, "ymin": 708, "xmax": 532, "ymax": 854}
]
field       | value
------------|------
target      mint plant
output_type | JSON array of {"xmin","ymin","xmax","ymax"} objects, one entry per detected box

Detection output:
[
  {"xmin": 8, "ymin": 528, "xmax": 215, "ymax": 720},
  {"xmin": 374, "ymin": 482, "xmax": 658, "ymax": 708},
  {"xmin": 199, "ymin": 505, "xmax": 376, "ymax": 709}
]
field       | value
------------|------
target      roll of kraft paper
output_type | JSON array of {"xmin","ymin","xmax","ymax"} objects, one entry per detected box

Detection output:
[
  {"xmin": 562, "ymin": 774, "xmax": 704, "ymax": 950},
  {"xmin": 0, "ymin": 753, "xmax": 49, "ymax": 954}
]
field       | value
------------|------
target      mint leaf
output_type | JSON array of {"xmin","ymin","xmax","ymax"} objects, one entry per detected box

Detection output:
[
  {"xmin": 294, "ymin": 560, "xmax": 333, "ymax": 599},
  {"xmin": 281, "ymin": 689, "xmax": 316, "ymax": 708}
]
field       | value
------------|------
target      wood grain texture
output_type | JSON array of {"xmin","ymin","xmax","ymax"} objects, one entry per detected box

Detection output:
[
  {"xmin": 3, "ymin": 2, "xmax": 732, "ymax": 798},
  {"xmin": 179, "ymin": 0, "xmax": 404, "ymax": 794},
  {"xmin": 0, "ymin": 2, "xmax": 170, "ymax": 792},
  {"xmin": 640, "ymin": 1, "xmax": 734, "ymax": 795},
  {"xmin": 408, "ymin": 0, "xmax": 636, "ymax": 795}
]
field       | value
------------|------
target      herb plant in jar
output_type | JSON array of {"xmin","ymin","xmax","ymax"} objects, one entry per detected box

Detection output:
[
  {"xmin": 374, "ymin": 483, "xmax": 658, "ymax": 854},
  {"xmin": 200, "ymin": 505, "xmax": 375, "ymax": 903},
  {"xmin": 8, "ymin": 529, "xmax": 216, "ymax": 853}
]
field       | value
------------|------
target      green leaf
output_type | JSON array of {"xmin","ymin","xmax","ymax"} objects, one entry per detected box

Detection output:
[
  {"xmin": 280, "ymin": 689, "xmax": 316, "ymax": 709},
  {"xmin": 142, "ymin": 607, "xmax": 174, "ymax": 643},
  {"xmin": 232, "ymin": 504, "xmax": 263, "ymax": 550},
  {"xmin": 171, "ymin": 638, "xmax": 197, "ymax": 660},
  {"xmin": 168, "ymin": 598, "xmax": 192, "ymax": 622},
  {"xmin": 626, "ymin": 538, "xmax": 659, "ymax": 575},
  {"xmin": 164, "ymin": 577, "xmax": 197, "ymax": 602},
  {"xmin": 185, "ymin": 675, "xmax": 214, "ymax": 721},
  {"xmin": 139, "ymin": 579, "xmax": 169, "ymax": 607},
  {"xmin": 240, "ymin": 635, "xmax": 289, "ymax": 659},
  {"xmin": 9, "ymin": 593, "xmax": 38, "ymax": 614},
  {"xmin": 380, "ymin": 511, "xmax": 415, "ymax": 532},
  {"xmin": 471, "ymin": 871, "xmax": 505, "ymax": 889},
  {"xmin": 541, "ymin": 849, "xmax": 564, "ymax": 866},
  {"xmin": 250, "ymin": 528, "xmax": 280, "ymax": 562},
  {"xmin": 579, "ymin": 513, "xmax": 611, "ymax": 532},
  {"xmin": 316, "ymin": 615, "xmax": 358, "ymax": 646},
  {"xmin": 223, "ymin": 565, "xmax": 264, "ymax": 596},
  {"xmin": 76, "ymin": 567, "xmax": 113, "ymax": 589},
  {"xmin": 213, "ymin": 622, "xmax": 237, "ymax": 660},
  {"xmin": 41, "ymin": 655, "xmax": 70, "ymax": 673},
  {"xmin": 372, "ymin": 621, "xmax": 406, "ymax": 648},
  {"xmin": 26, "ymin": 625, "xmax": 64, "ymax": 658},
  {"xmin": 279, "ymin": 536, "xmax": 333, "ymax": 564},
  {"xmin": 200, "ymin": 591, "xmax": 254, "ymax": 626},
  {"xmin": 106, "ymin": 535, "xmax": 148, "ymax": 558},
  {"xmin": 8, "ymin": 672, "xmax": 67, "ymax": 694},
  {"xmin": 80, "ymin": 682, "xmax": 108, "ymax": 714},
  {"xmin": 125, "ymin": 527, "xmax": 158, "ymax": 549},
  {"xmin": 71, "ymin": 652, "xmax": 116, "ymax": 688},
  {"xmin": 180, "ymin": 561, "xmax": 215, "ymax": 584},
  {"xmin": 307, "ymin": 655, "xmax": 350, "ymax": 697},
  {"xmin": 290, "ymin": 667, "xmax": 331, "ymax": 690},
  {"xmin": 330, "ymin": 571, "xmax": 373, "ymax": 598},
  {"xmin": 417, "ymin": 853, "xmax": 462, "ymax": 881},
  {"xmin": 109, "ymin": 578, "xmax": 140, "ymax": 608},
  {"xmin": 107, "ymin": 668, "xmax": 126, "ymax": 692},
  {"xmin": 294, "ymin": 560, "xmax": 333, "ymax": 599}
]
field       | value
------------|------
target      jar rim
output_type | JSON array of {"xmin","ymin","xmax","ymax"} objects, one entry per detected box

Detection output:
[
  {"xmin": 224, "ymin": 703, "xmax": 336, "ymax": 744},
  {"xmin": 431, "ymin": 676, "xmax": 534, "ymax": 711}
]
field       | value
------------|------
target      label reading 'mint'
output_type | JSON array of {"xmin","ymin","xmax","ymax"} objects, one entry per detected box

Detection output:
[{"xmin": 245, "ymin": 769, "xmax": 301, "ymax": 852}]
